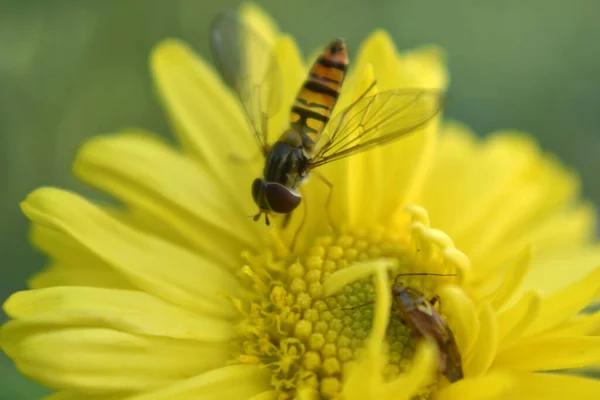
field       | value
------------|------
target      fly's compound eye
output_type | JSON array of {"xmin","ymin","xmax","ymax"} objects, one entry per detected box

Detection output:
[
  {"xmin": 264, "ymin": 182, "xmax": 302, "ymax": 213},
  {"xmin": 251, "ymin": 178, "xmax": 263, "ymax": 204},
  {"xmin": 251, "ymin": 178, "xmax": 271, "ymax": 211}
]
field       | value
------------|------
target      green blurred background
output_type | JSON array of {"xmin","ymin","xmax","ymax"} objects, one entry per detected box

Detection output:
[{"xmin": 1, "ymin": 0, "xmax": 599, "ymax": 398}]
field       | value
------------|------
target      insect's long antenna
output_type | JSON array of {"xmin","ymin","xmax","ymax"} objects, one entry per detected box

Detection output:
[{"xmin": 341, "ymin": 301, "xmax": 374, "ymax": 311}]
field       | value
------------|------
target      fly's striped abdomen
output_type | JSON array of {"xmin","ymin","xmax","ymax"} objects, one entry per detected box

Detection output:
[{"xmin": 290, "ymin": 38, "xmax": 348, "ymax": 151}]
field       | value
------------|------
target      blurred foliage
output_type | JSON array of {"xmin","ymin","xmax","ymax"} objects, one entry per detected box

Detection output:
[{"xmin": 0, "ymin": 0, "xmax": 599, "ymax": 398}]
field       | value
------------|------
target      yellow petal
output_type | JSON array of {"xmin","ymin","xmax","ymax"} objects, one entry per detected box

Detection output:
[
  {"xmin": 45, "ymin": 391, "xmax": 124, "ymax": 400},
  {"xmin": 353, "ymin": 30, "xmax": 403, "ymax": 90},
  {"xmin": 370, "ymin": 264, "xmax": 392, "ymax": 352},
  {"xmin": 464, "ymin": 302, "xmax": 497, "ymax": 377},
  {"xmin": 380, "ymin": 340, "xmax": 437, "ymax": 399},
  {"xmin": 509, "ymin": 372, "xmax": 600, "ymax": 400},
  {"xmin": 345, "ymin": 66, "xmax": 385, "ymax": 226},
  {"xmin": 74, "ymin": 132, "xmax": 257, "ymax": 263},
  {"xmin": 322, "ymin": 258, "xmax": 397, "ymax": 297},
  {"xmin": 519, "ymin": 246, "xmax": 600, "ymax": 300},
  {"xmin": 239, "ymin": 3, "xmax": 279, "ymax": 41},
  {"xmin": 398, "ymin": 45, "xmax": 448, "ymax": 89},
  {"xmin": 436, "ymin": 371, "xmax": 515, "ymax": 400},
  {"xmin": 342, "ymin": 341, "xmax": 436, "ymax": 400},
  {"xmin": 266, "ymin": 35, "xmax": 305, "ymax": 145},
  {"xmin": 477, "ymin": 204, "xmax": 597, "ymax": 295},
  {"xmin": 29, "ymin": 261, "xmax": 132, "ymax": 290},
  {"xmin": 392, "ymin": 45, "xmax": 447, "ymax": 205},
  {"xmin": 438, "ymin": 284, "xmax": 478, "ymax": 357},
  {"xmin": 127, "ymin": 365, "xmax": 270, "ymax": 400},
  {"xmin": 150, "ymin": 39, "xmax": 260, "ymax": 213},
  {"xmin": 494, "ymin": 337, "xmax": 600, "ymax": 371},
  {"xmin": 496, "ymin": 291, "xmax": 542, "ymax": 349},
  {"xmin": 341, "ymin": 264, "xmax": 392, "ymax": 400},
  {"xmin": 29, "ymin": 224, "xmax": 133, "ymax": 290},
  {"xmin": 524, "ymin": 266, "xmax": 600, "ymax": 336},
  {"xmin": 513, "ymin": 201, "xmax": 596, "ymax": 255},
  {"xmin": 423, "ymin": 129, "xmax": 581, "ymax": 278},
  {"xmin": 536, "ymin": 310, "xmax": 600, "ymax": 338},
  {"xmin": 488, "ymin": 246, "xmax": 532, "ymax": 312},
  {"xmin": 0, "ymin": 324, "xmax": 229, "ymax": 393},
  {"xmin": 21, "ymin": 188, "xmax": 238, "ymax": 318},
  {"xmin": 418, "ymin": 122, "xmax": 478, "ymax": 233},
  {"xmin": 4, "ymin": 287, "xmax": 234, "ymax": 342},
  {"xmin": 248, "ymin": 391, "xmax": 278, "ymax": 400}
]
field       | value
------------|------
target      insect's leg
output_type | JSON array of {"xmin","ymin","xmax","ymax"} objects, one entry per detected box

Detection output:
[
  {"xmin": 312, "ymin": 170, "xmax": 336, "ymax": 232},
  {"xmin": 393, "ymin": 312, "xmax": 406, "ymax": 324},
  {"xmin": 409, "ymin": 329, "xmax": 422, "ymax": 340},
  {"xmin": 288, "ymin": 189, "xmax": 308, "ymax": 252},
  {"xmin": 282, "ymin": 212, "xmax": 293, "ymax": 229},
  {"xmin": 342, "ymin": 301, "xmax": 374, "ymax": 311},
  {"xmin": 422, "ymin": 382, "xmax": 439, "ymax": 398},
  {"xmin": 429, "ymin": 295, "xmax": 440, "ymax": 310},
  {"xmin": 389, "ymin": 308, "xmax": 407, "ymax": 325}
]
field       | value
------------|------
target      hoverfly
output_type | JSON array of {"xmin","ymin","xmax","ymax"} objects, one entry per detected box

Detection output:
[
  {"xmin": 210, "ymin": 11, "xmax": 445, "ymax": 225},
  {"xmin": 391, "ymin": 272, "xmax": 463, "ymax": 383}
]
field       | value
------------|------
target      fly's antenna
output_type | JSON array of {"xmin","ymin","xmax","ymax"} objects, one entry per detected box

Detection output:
[{"xmin": 251, "ymin": 211, "xmax": 271, "ymax": 226}]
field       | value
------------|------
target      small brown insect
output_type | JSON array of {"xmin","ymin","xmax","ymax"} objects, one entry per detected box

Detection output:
[{"xmin": 391, "ymin": 273, "xmax": 463, "ymax": 383}]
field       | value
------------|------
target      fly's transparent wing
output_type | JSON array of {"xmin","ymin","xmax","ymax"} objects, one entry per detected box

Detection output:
[
  {"xmin": 309, "ymin": 89, "xmax": 445, "ymax": 168},
  {"xmin": 210, "ymin": 10, "xmax": 283, "ymax": 153}
]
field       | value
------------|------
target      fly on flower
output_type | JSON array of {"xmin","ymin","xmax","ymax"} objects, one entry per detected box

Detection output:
[
  {"xmin": 391, "ymin": 272, "xmax": 464, "ymax": 383},
  {"xmin": 210, "ymin": 11, "xmax": 445, "ymax": 225}
]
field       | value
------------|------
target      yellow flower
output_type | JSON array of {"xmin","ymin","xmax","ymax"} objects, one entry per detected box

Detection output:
[{"xmin": 2, "ymin": 4, "xmax": 600, "ymax": 400}]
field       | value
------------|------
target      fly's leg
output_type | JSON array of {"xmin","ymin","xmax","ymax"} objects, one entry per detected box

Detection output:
[
  {"xmin": 287, "ymin": 188, "xmax": 308, "ymax": 253},
  {"xmin": 282, "ymin": 211, "xmax": 293, "ymax": 229},
  {"xmin": 429, "ymin": 295, "xmax": 441, "ymax": 310},
  {"xmin": 312, "ymin": 170, "xmax": 336, "ymax": 232}
]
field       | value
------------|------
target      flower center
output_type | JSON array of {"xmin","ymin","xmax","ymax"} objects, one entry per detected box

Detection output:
[{"xmin": 232, "ymin": 225, "xmax": 456, "ymax": 399}]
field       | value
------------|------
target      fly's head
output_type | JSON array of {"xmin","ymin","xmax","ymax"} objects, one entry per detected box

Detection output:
[{"xmin": 251, "ymin": 178, "xmax": 302, "ymax": 225}]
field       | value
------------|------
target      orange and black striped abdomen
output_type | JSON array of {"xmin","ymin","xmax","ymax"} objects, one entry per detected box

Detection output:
[{"xmin": 290, "ymin": 39, "xmax": 348, "ymax": 150}]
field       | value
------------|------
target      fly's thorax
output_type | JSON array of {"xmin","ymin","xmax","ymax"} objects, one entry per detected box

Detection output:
[{"xmin": 263, "ymin": 138, "xmax": 308, "ymax": 189}]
